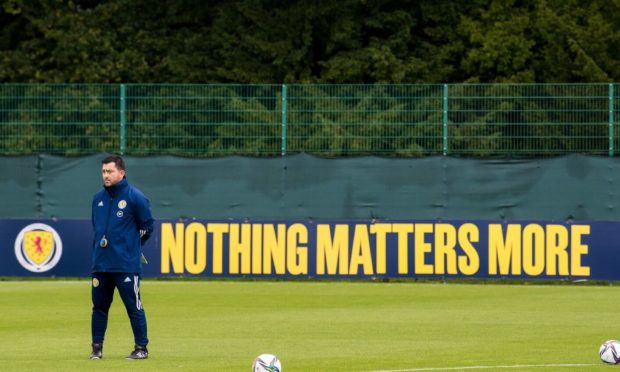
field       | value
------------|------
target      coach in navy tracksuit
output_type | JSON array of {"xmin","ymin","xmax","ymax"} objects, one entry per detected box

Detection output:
[{"xmin": 90, "ymin": 155, "xmax": 154, "ymax": 360}]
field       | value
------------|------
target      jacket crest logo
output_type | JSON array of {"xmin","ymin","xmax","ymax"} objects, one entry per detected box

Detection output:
[
  {"xmin": 14, "ymin": 223, "xmax": 63, "ymax": 273},
  {"xmin": 118, "ymin": 200, "xmax": 127, "ymax": 209}
]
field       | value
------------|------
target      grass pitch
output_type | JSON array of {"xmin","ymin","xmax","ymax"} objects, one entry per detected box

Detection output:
[{"xmin": 0, "ymin": 280, "xmax": 617, "ymax": 371}]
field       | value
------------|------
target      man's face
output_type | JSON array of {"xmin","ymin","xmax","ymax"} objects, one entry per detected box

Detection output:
[{"xmin": 101, "ymin": 162, "xmax": 125, "ymax": 187}]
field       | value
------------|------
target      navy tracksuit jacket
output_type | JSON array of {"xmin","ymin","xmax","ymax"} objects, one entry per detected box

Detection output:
[{"xmin": 91, "ymin": 177, "xmax": 154, "ymax": 274}]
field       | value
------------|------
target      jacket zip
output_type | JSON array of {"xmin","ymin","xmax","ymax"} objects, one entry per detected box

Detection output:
[{"xmin": 103, "ymin": 190, "xmax": 114, "ymax": 242}]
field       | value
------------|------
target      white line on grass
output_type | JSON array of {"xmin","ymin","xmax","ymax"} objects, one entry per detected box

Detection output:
[{"xmin": 369, "ymin": 363, "xmax": 597, "ymax": 372}]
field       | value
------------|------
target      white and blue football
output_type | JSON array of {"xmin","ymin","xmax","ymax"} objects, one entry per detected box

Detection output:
[
  {"xmin": 252, "ymin": 353, "xmax": 282, "ymax": 372},
  {"xmin": 600, "ymin": 340, "xmax": 620, "ymax": 364}
]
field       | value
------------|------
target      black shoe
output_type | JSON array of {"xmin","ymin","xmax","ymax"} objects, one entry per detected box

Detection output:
[
  {"xmin": 127, "ymin": 345, "xmax": 148, "ymax": 359},
  {"xmin": 90, "ymin": 343, "xmax": 103, "ymax": 360}
]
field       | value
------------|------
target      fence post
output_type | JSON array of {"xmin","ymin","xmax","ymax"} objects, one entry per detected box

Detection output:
[
  {"xmin": 119, "ymin": 84, "xmax": 127, "ymax": 155},
  {"xmin": 443, "ymin": 84, "xmax": 449, "ymax": 156},
  {"xmin": 610, "ymin": 83, "xmax": 615, "ymax": 157},
  {"xmin": 281, "ymin": 84, "xmax": 287, "ymax": 156}
]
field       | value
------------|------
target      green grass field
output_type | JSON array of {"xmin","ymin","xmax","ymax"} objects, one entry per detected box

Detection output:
[{"xmin": 0, "ymin": 280, "xmax": 618, "ymax": 371}]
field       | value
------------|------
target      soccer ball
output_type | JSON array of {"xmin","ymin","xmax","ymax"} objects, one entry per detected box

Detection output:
[
  {"xmin": 252, "ymin": 353, "xmax": 282, "ymax": 372},
  {"xmin": 600, "ymin": 340, "xmax": 620, "ymax": 364}
]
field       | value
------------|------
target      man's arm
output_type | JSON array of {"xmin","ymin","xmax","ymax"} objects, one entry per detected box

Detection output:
[{"xmin": 133, "ymin": 190, "xmax": 155, "ymax": 245}]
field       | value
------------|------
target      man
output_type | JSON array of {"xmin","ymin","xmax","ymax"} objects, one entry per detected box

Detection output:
[{"xmin": 90, "ymin": 155, "xmax": 154, "ymax": 360}]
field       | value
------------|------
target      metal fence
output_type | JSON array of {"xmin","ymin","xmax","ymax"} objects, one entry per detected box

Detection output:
[{"xmin": 0, "ymin": 84, "xmax": 617, "ymax": 157}]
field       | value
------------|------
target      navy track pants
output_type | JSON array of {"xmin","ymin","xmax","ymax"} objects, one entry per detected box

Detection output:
[{"xmin": 91, "ymin": 272, "xmax": 148, "ymax": 347}]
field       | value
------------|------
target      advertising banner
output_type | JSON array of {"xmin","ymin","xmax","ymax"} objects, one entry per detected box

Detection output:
[{"xmin": 2, "ymin": 219, "xmax": 619, "ymax": 280}]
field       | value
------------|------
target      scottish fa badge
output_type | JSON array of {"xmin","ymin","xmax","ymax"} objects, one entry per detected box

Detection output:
[{"xmin": 14, "ymin": 223, "xmax": 63, "ymax": 273}]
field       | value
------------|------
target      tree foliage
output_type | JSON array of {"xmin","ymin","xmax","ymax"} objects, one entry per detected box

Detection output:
[
  {"xmin": 2, "ymin": 0, "xmax": 620, "ymax": 83},
  {"xmin": 1, "ymin": 0, "xmax": 619, "ymax": 157}
]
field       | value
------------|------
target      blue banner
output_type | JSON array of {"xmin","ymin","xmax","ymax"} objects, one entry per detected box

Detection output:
[{"xmin": 2, "ymin": 219, "xmax": 619, "ymax": 280}]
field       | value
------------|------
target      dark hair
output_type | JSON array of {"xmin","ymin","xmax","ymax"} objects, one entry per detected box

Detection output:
[{"xmin": 102, "ymin": 155, "xmax": 125, "ymax": 171}]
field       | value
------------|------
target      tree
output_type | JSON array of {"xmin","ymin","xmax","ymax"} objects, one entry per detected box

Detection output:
[{"xmin": 0, "ymin": 0, "xmax": 222, "ymax": 82}]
